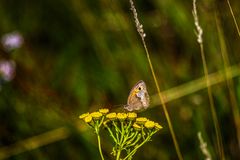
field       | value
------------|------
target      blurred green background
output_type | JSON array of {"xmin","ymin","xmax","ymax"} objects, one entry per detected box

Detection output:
[{"xmin": 0, "ymin": 0, "xmax": 240, "ymax": 159}]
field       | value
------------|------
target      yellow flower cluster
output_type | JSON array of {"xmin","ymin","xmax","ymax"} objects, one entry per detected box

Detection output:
[
  {"xmin": 106, "ymin": 112, "xmax": 117, "ymax": 120},
  {"xmin": 99, "ymin": 108, "xmax": 109, "ymax": 114},
  {"xmin": 79, "ymin": 108, "xmax": 163, "ymax": 159},
  {"xmin": 117, "ymin": 113, "xmax": 127, "ymax": 121},
  {"xmin": 133, "ymin": 123, "xmax": 141, "ymax": 130},
  {"xmin": 136, "ymin": 117, "xmax": 148, "ymax": 124},
  {"xmin": 79, "ymin": 108, "xmax": 109, "ymax": 123},
  {"xmin": 127, "ymin": 112, "xmax": 137, "ymax": 120},
  {"xmin": 134, "ymin": 117, "xmax": 163, "ymax": 130},
  {"xmin": 79, "ymin": 112, "xmax": 92, "ymax": 123},
  {"xmin": 79, "ymin": 108, "xmax": 163, "ymax": 131},
  {"xmin": 91, "ymin": 112, "xmax": 103, "ymax": 120}
]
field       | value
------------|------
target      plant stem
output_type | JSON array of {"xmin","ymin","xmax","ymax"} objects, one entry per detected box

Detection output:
[
  {"xmin": 116, "ymin": 148, "xmax": 122, "ymax": 160},
  {"xmin": 95, "ymin": 122, "xmax": 104, "ymax": 160},
  {"xmin": 123, "ymin": 135, "xmax": 151, "ymax": 160},
  {"xmin": 124, "ymin": 131, "xmax": 158, "ymax": 160},
  {"xmin": 129, "ymin": 1, "xmax": 183, "ymax": 159},
  {"xmin": 106, "ymin": 126, "xmax": 118, "ymax": 143},
  {"xmin": 97, "ymin": 133, "xmax": 105, "ymax": 160},
  {"xmin": 120, "ymin": 122, "xmax": 125, "ymax": 142}
]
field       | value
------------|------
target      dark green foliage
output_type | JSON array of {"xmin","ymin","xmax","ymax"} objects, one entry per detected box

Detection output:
[{"xmin": 0, "ymin": 0, "xmax": 240, "ymax": 159}]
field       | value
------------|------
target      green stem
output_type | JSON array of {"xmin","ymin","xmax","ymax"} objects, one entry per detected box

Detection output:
[
  {"xmin": 97, "ymin": 132, "xmax": 105, "ymax": 160},
  {"xmin": 126, "ymin": 121, "xmax": 132, "ymax": 132},
  {"xmin": 106, "ymin": 126, "xmax": 118, "ymax": 143},
  {"xmin": 116, "ymin": 148, "xmax": 122, "ymax": 160},
  {"xmin": 122, "ymin": 131, "xmax": 136, "ymax": 146},
  {"xmin": 120, "ymin": 122, "xmax": 125, "ymax": 143},
  {"xmin": 113, "ymin": 121, "xmax": 121, "ymax": 133},
  {"xmin": 99, "ymin": 117, "xmax": 105, "ymax": 127},
  {"xmin": 95, "ymin": 123, "xmax": 104, "ymax": 160},
  {"xmin": 113, "ymin": 121, "xmax": 121, "ymax": 142},
  {"xmin": 125, "ymin": 133, "xmax": 141, "ymax": 148},
  {"xmin": 141, "ymin": 127, "xmax": 146, "ymax": 140},
  {"xmin": 123, "ymin": 132, "xmax": 154, "ymax": 160}
]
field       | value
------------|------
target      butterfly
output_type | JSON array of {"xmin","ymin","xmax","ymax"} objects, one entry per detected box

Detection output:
[{"xmin": 124, "ymin": 80, "xmax": 150, "ymax": 111}]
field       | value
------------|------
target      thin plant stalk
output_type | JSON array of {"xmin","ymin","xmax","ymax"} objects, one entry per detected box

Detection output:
[
  {"xmin": 95, "ymin": 120, "xmax": 105, "ymax": 160},
  {"xmin": 142, "ymin": 37, "xmax": 183, "ymax": 160},
  {"xmin": 116, "ymin": 149, "xmax": 121, "ymax": 160},
  {"xmin": 97, "ymin": 133, "xmax": 105, "ymax": 160},
  {"xmin": 129, "ymin": 0, "xmax": 183, "ymax": 159},
  {"xmin": 227, "ymin": 0, "xmax": 240, "ymax": 37},
  {"xmin": 199, "ymin": 43, "xmax": 224, "ymax": 159},
  {"xmin": 193, "ymin": 0, "xmax": 225, "ymax": 159},
  {"xmin": 215, "ymin": 13, "xmax": 240, "ymax": 149}
]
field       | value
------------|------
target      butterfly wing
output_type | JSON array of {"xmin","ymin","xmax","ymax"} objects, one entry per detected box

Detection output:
[
  {"xmin": 125, "ymin": 93, "xmax": 144, "ymax": 111},
  {"xmin": 137, "ymin": 89, "xmax": 150, "ymax": 109},
  {"xmin": 125, "ymin": 80, "xmax": 150, "ymax": 111}
]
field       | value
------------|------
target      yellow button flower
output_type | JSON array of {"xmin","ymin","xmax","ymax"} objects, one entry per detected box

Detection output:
[
  {"xmin": 99, "ymin": 108, "xmax": 109, "ymax": 114},
  {"xmin": 79, "ymin": 112, "xmax": 89, "ymax": 119},
  {"xmin": 154, "ymin": 122, "xmax": 163, "ymax": 130},
  {"xmin": 106, "ymin": 112, "xmax": 117, "ymax": 120},
  {"xmin": 144, "ymin": 120, "xmax": 155, "ymax": 129},
  {"xmin": 127, "ymin": 112, "xmax": 137, "ymax": 120},
  {"xmin": 84, "ymin": 115, "xmax": 93, "ymax": 123},
  {"xmin": 117, "ymin": 113, "xmax": 127, "ymax": 121},
  {"xmin": 133, "ymin": 123, "xmax": 141, "ymax": 130},
  {"xmin": 90, "ymin": 112, "xmax": 103, "ymax": 120},
  {"xmin": 136, "ymin": 117, "xmax": 148, "ymax": 124}
]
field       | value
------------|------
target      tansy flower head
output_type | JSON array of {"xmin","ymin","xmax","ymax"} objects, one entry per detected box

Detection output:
[
  {"xmin": 90, "ymin": 112, "xmax": 103, "ymax": 120},
  {"xmin": 84, "ymin": 115, "xmax": 93, "ymax": 123},
  {"xmin": 127, "ymin": 112, "xmax": 137, "ymax": 120},
  {"xmin": 117, "ymin": 113, "xmax": 127, "ymax": 121},
  {"xmin": 133, "ymin": 123, "xmax": 141, "ymax": 131},
  {"xmin": 99, "ymin": 108, "xmax": 109, "ymax": 114},
  {"xmin": 106, "ymin": 112, "xmax": 117, "ymax": 120},
  {"xmin": 144, "ymin": 120, "xmax": 155, "ymax": 129},
  {"xmin": 79, "ymin": 112, "xmax": 89, "ymax": 119},
  {"xmin": 136, "ymin": 117, "xmax": 148, "ymax": 124},
  {"xmin": 154, "ymin": 122, "xmax": 163, "ymax": 130}
]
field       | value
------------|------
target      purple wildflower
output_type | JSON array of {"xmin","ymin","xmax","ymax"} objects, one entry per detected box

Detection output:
[
  {"xmin": 1, "ymin": 31, "xmax": 24, "ymax": 51},
  {"xmin": 0, "ymin": 60, "xmax": 16, "ymax": 81}
]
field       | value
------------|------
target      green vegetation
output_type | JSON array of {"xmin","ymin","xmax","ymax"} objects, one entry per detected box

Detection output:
[{"xmin": 0, "ymin": 0, "xmax": 240, "ymax": 159}]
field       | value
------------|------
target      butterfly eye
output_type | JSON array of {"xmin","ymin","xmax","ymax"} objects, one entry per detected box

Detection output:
[{"xmin": 138, "ymin": 87, "xmax": 142, "ymax": 90}]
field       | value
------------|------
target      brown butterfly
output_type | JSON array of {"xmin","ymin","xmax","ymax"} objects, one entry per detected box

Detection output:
[{"xmin": 124, "ymin": 80, "xmax": 150, "ymax": 111}]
